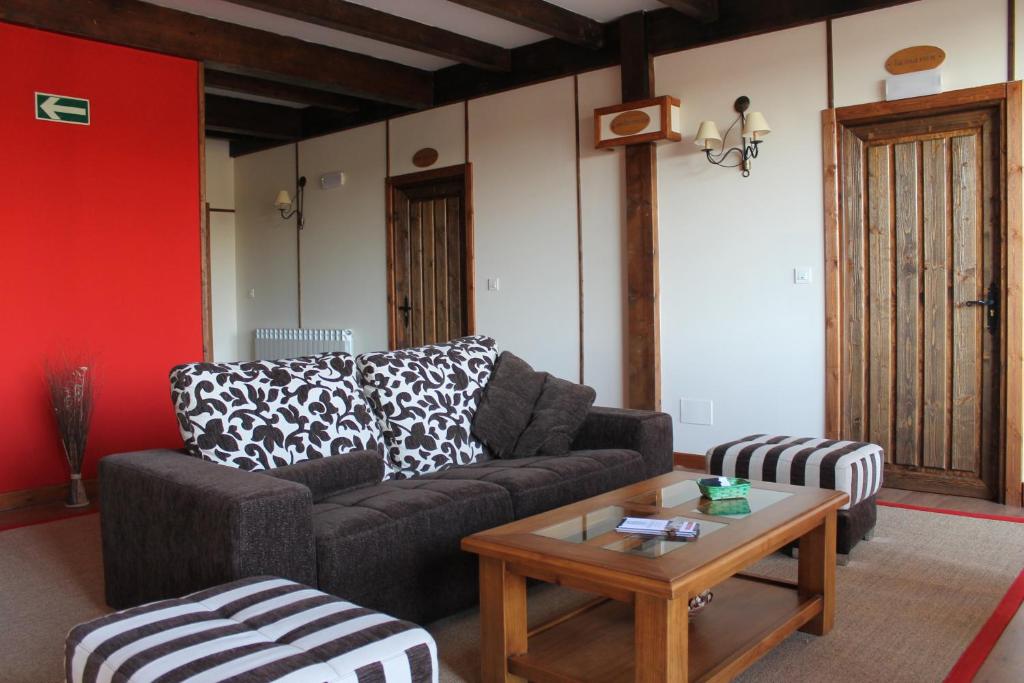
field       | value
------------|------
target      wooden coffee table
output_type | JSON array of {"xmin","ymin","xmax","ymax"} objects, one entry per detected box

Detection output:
[{"xmin": 461, "ymin": 470, "xmax": 848, "ymax": 682}]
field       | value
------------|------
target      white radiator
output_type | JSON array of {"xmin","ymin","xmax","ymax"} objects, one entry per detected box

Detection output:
[{"xmin": 254, "ymin": 328, "xmax": 353, "ymax": 360}]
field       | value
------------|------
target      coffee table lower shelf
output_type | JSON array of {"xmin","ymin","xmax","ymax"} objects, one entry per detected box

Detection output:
[{"xmin": 509, "ymin": 575, "xmax": 823, "ymax": 683}]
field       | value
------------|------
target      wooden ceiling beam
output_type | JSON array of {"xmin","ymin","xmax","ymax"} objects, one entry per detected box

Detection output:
[
  {"xmin": 204, "ymin": 70, "xmax": 366, "ymax": 113},
  {"xmin": 646, "ymin": 0, "xmax": 919, "ymax": 55},
  {"xmin": 205, "ymin": 95, "xmax": 303, "ymax": 140},
  {"xmin": 446, "ymin": 0, "xmax": 605, "ymax": 49},
  {"xmin": 657, "ymin": 0, "xmax": 718, "ymax": 23},
  {"xmin": 226, "ymin": 0, "xmax": 511, "ymax": 72},
  {"xmin": 435, "ymin": 0, "xmax": 919, "ymax": 104},
  {"xmin": 0, "ymin": 0, "xmax": 433, "ymax": 108}
]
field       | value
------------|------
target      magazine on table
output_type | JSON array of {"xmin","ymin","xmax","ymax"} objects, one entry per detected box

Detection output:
[{"xmin": 616, "ymin": 516, "xmax": 700, "ymax": 540}]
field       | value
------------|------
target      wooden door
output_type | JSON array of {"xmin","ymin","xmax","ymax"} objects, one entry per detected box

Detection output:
[
  {"xmin": 839, "ymin": 107, "xmax": 1002, "ymax": 499},
  {"xmin": 387, "ymin": 166, "xmax": 473, "ymax": 349}
]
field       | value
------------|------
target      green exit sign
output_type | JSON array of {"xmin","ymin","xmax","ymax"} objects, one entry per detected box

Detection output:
[{"xmin": 35, "ymin": 92, "xmax": 90, "ymax": 125}]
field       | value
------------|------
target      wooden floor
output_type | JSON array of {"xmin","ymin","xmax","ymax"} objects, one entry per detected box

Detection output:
[{"xmin": 0, "ymin": 488, "xmax": 1020, "ymax": 680}]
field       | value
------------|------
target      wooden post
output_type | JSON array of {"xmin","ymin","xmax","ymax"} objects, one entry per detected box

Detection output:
[{"xmin": 620, "ymin": 12, "xmax": 661, "ymax": 411}]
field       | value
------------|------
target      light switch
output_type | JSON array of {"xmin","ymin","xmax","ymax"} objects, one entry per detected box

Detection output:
[
  {"xmin": 680, "ymin": 398, "xmax": 713, "ymax": 425},
  {"xmin": 794, "ymin": 267, "xmax": 812, "ymax": 285},
  {"xmin": 248, "ymin": 288, "xmax": 256, "ymax": 299},
  {"xmin": 487, "ymin": 277, "xmax": 500, "ymax": 291}
]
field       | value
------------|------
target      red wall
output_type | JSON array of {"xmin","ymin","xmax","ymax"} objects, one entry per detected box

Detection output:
[{"xmin": 0, "ymin": 23, "xmax": 203, "ymax": 493}]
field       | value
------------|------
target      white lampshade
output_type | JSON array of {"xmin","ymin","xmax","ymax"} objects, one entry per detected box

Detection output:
[
  {"xmin": 694, "ymin": 120, "xmax": 722, "ymax": 149},
  {"xmin": 742, "ymin": 111, "xmax": 771, "ymax": 140},
  {"xmin": 274, "ymin": 190, "xmax": 292, "ymax": 209}
]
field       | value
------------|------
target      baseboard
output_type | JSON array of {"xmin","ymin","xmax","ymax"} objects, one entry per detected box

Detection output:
[
  {"xmin": 0, "ymin": 478, "xmax": 98, "ymax": 512},
  {"xmin": 674, "ymin": 452, "xmax": 706, "ymax": 470}
]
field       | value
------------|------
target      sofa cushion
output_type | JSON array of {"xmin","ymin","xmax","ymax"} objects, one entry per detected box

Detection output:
[
  {"xmin": 427, "ymin": 449, "xmax": 646, "ymax": 519},
  {"xmin": 170, "ymin": 353, "xmax": 382, "ymax": 471},
  {"xmin": 313, "ymin": 479, "xmax": 514, "ymax": 623},
  {"xmin": 357, "ymin": 336, "xmax": 497, "ymax": 479},
  {"xmin": 472, "ymin": 351, "xmax": 546, "ymax": 458},
  {"xmin": 512, "ymin": 375, "xmax": 597, "ymax": 458}
]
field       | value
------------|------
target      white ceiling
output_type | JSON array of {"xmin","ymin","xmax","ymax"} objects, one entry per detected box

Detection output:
[{"xmin": 143, "ymin": 0, "xmax": 666, "ymax": 71}]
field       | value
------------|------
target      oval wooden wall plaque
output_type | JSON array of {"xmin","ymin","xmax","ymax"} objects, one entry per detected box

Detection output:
[
  {"xmin": 412, "ymin": 147, "xmax": 439, "ymax": 168},
  {"xmin": 610, "ymin": 110, "xmax": 651, "ymax": 136},
  {"xmin": 885, "ymin": 45, "xmax": 945, "ymax": 75}
]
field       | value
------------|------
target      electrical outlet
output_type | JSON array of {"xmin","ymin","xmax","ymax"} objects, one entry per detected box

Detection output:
[{"xmin": 680, "ymin": 398, "xmax": 713, "ymax": 425}]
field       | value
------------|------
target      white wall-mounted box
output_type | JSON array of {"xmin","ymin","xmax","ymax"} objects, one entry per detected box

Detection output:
[{"xmin": 885, "ymin": 69, "xmax": 943, "ymax": 101}]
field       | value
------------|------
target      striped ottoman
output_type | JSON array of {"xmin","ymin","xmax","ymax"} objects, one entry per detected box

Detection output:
[
  {"xmin": 66, "ymin": 577, "xmax": 438, "ymax": 683},
  {"xmin": 706, "ymin": 435, "xmax": 883, "ymax": 556}
]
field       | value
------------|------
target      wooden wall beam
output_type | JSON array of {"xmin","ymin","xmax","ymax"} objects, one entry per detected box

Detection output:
[
  {"xmin": 620, "ymin": 13, "xmax": 661, "ymax": 412},
  {"xmin": 205, "ymin": 95, "xmax": 303, "ymax": 140},
  {"xmin": 657, "ymin": 0, "xmax": 719, "ymax": 23},
  {"xmin": 0, "ymin": 0, "xmax": 433, "ymax": 108},
  {"xmin": 446, "ymin": 0, "xmax": 605, "ymax": 49},
  {"xmin": 227, "ymin": 0, "xmax": 511, "ymax": 72},
  {"xmin": 204, "ymin": 70, "xmax": 365, "ymax": 113}
]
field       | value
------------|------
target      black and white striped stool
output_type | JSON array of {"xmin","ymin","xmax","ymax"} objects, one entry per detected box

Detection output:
[
  {"xmin": 706, "ymin": 435, "xmax": 883, "ymax": 556},
  {"xmin": 66, "ymin": 576, "xmax": 438, "ymax": 683}
]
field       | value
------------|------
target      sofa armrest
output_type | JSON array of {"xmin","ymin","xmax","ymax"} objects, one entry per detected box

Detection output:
[
  {"xmin": 264, "ymin": 451, "xmax": 384, "ymax": 500},
  {"xmin": 571, "ymin": 406, "xmax": 673, "ymax": 478},
  {"xmin": 100, "ymin": 449, "xmax": 316, "ymax": 608}
]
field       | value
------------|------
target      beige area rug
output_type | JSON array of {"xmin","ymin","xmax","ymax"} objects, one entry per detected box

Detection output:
[{"xmin": 1, "ymin": 506, "xmax": 1022, "ymax": 683}]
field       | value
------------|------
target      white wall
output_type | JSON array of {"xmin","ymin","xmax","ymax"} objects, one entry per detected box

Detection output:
[
  {"xmin": 234, "ymin": 144, "xmax": 299, "ymax": 359},
  {"xmin": 389, "ymin": 103, "xmax": 465, "ymax": 176},
  {"xmin": 469, "ymin": 78, "xmax": 582, "ymax": 381},
  {"xmin": 656, "ymin": 23, "xmax": 829, "ymax": 454},
  {"xmin": 228, "ymin": 0, "xmax": 1015, "ymax": 436},
  {"xmin": 578, "ymin": 67, "xmax": 626, "ymax": 407},
  {"xmin": 205, "ymin": 139, "xmax": 238, "ymax": 362},
  {"xmin": 832, "ymin": 0, "xmax": 1007, "ymax": 107},
  {"xmin": 298, "ymin": 125, "xmax": 389, "ymax": 354}
]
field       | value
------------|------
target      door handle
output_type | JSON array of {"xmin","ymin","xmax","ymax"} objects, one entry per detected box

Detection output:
[
  {"xmin": 960, "ymin": 283, "xmax": 998, "ymax": 334},
  {"xmin": 398, "ymin": 296, "xmax": 412, "ymax": 327}
]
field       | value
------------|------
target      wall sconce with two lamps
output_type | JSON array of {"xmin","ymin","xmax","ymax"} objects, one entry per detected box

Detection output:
[
  {"xmin": 694, "ymin": 96, "xmax": 771, "ymax": 177},
  {"xmin": 274, "ymin": 176, "xmax": 306, "ymax": 230}
]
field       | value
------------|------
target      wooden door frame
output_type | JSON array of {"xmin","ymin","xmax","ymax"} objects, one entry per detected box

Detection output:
[
  {"xmin": 385, "ymin": 163, "xmax": 476, "ymax": 350},
  {"xmin": 822, "ymin": 82, "xmax": 1024, "ymax": 506}
]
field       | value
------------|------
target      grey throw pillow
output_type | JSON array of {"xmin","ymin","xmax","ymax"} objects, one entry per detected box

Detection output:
[
  {"xmin": 471, "ymin": 352, "xmax": 546, "ymax": 458},
  {"xmin": 512, "ymin": 374, "xmax": 597, "ymax": 458}
]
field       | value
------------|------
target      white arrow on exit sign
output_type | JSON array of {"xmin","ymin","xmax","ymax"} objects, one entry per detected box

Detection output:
[{"xmin": 35, "ymin": 92, "xmax": 90, "ymax": 125}]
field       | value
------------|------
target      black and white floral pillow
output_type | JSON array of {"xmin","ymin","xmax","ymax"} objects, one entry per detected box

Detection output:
[
  {"xmin": 170, "ymin": 353, "xmax": 383, "ymax": 472},
  {"xmin": 356, "ymin": 336, "xmax": 497, "ymax": 478}
]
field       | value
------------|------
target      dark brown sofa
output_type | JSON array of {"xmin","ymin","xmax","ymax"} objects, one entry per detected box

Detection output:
[{"xmin": 100, "ymin": 406, "xmax": 672, "ymax": 624}]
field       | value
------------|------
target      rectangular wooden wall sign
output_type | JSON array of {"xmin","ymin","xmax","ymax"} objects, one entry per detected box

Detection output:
[{"xmin": 594, "ymin": 95, "xmax": 681, "ymax": 149}]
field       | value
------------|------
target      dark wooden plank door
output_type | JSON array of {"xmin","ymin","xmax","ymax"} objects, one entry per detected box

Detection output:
[
  {"xmin": 389, "ymin": 173, "xmax": 468, "ymax": 349},
  {"xmin": 839, "ymin": 108, "xmax": 1002, "ymax": 499}
]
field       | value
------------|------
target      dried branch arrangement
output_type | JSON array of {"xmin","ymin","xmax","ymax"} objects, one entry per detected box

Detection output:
[{"xmin": 45, "ymin": 359, "xmax": 95, "ymax": 507}]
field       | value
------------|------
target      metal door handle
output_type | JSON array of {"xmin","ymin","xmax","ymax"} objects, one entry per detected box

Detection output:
[
  {"xmin": 959, "ymin": 283, "xmax": 999, "ymax": 334},
  {"xmin": 398, "ymin": 296, "xmax": 412, "ymax": 327}
]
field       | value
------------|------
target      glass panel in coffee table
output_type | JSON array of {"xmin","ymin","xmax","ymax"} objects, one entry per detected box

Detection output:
[{"xmin": 461, "ymin": 470, "xmax": 848, "ymax": 683}]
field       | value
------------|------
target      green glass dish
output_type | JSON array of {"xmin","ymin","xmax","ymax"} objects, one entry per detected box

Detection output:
[{"xmin": 698, "ymin": 477, "xmax": 751, "ymax": 500}]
